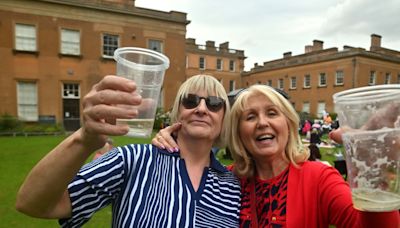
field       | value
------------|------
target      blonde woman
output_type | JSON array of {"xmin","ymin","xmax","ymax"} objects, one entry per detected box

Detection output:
[{"xmin": 153, "ymin": 84, "xmax": 399, "ymax": 227}]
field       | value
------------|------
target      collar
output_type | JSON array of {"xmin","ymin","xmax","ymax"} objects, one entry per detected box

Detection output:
[{"xmin": 156, "ymin": 146, "xmax": 228, "ymax": 173}]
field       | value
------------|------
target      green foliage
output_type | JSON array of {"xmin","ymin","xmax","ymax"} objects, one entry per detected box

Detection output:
[
  {"xmin": 0, "ymin": 113, "xmax": 21, "ymax": 131},
  {"xmin": 0, "ymin": 114, "xmax": 64, "ymax": 134},
  {"xmin": 154, "ymin": 107, "xmax": 170, "ymax": 130}
]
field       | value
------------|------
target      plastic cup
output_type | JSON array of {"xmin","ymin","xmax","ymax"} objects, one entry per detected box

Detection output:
[
  {"xmin": 333, "ymin": 84, "xmax": 400, "ymax": 212},
  {"xmin": 113, "ymin": 47, "xmax": 169, "ymax": 137}
]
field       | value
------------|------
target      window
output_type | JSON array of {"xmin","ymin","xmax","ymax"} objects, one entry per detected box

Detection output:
[
  {"xmin": 278, "ymin": 79, "xmax": 284, "ymax": 90},
  {"xmin": 319, "ymin": 73, "xmax": 327, "ymax": 86},
  {"xmin": 290, "ymin": 76, "xmax": 297, "ymax": 89},
  {"xmin": 304, "ymin": 74, "xmax": 311, "ymax": 88},
  {"xmin": 15, "ymin": 23, "xmax": 36, "ymax": 51},
  {"xmin": 267, "ymin": 80, "xmax": 272, "ymax": 86},
  {"xmin": 17, "ymin": 81, "xmax": 38, "ymax": 121},
  {"xmin": 61, "ymin": 29, "xmax": 80, "ymax": 55},
  {"xmin": 229, "ymin": 60, "xmax": 235, "ymax": 72},
  {"xmin": 216, "ymin": 59, "xmax": 223, "ymax": 71},
  {"xmin": 369, "ymin": 71, "xmax": 376, "ymax": 85},
  {"xmin": 148, "ymin": 39, "xmax": 163, "ymax": 53},
  {"xmin": 63, "ymin": 83, "xmax": 80, "ymax": 98},
  {"xmin": 302, "ymin": 102, "xmax": 310, "ymax": 113},
  {"xmin": 229, "ymin": 80, "xmax": 235, "ymax": 92},
  {"xmin": 317, "ymin": 102, "xmax": 326, "ymax": 118},
  {"xmin": 102, "ymin": 33, "xmax": 119, "ymax": 57},
  {"xmin": 335, "ymin": 70, "xmax": 344, "ymax": 85},
  {"xmin": 199, "ymin": 57, "xmax": 205, "ymax": 70},
  {"xmin": 384, "ymin": 73, "xmax": 391, "ymax": 84}
]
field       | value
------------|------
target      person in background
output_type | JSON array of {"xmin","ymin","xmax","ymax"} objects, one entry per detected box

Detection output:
[
  {"xmin": 301, "ymin": 119, "xmax": 311, "ymax": 135},
  {"xmin": 16, "ymin": 75, "xmax": 241, "ymax": 227},
  {"xmin": 308, "ymin": 144, "xmax": 331, "ymax": 166},
  {"xmin": 153, "ymin": 84, "xmax": 399, "ymax": 227},
  {"xmin": 309, "ymin": 127, "xmax": 322, "ymax": 145},
  {"xmin": 92, "ymin": 137, "xmax": 114, "ymax": 160}
]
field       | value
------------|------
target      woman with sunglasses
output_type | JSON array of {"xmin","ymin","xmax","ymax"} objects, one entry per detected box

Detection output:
[
  {"xmin": 16, "ymin": 75, "xmax": 241, "ymax": 227},
  {"xmin": 153, "ymin": 84, "xmax": 399, "ymax": 227}
]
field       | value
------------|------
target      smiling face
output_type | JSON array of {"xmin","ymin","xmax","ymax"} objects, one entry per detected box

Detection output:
[
  {"xmin": 238, "ymin": 92, "xmax": 289, "ymax": 163},
  {"xmin": 178, "ymin": 90, "xmax": 225, "ymax": 142}
]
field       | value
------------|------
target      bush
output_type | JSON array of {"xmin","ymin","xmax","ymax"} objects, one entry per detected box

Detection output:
[
  {"xmin": 0, "ymin": 114, "xmax": 21, "ymax": 131},
  {"xmin": 154, "ymin": 108, "xmax": 170, "ymax": 130},
  {"xmin": 0, "ymin": 114, "xmax": 64, "ymax": 133}
]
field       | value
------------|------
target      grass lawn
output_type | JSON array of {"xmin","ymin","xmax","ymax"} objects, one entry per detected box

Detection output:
[
  {"xmin": 0, "ymin": 134, "xmax": 152, "ymax": 227},
  {"xmin": 1, "ymin": 133, "xmax": 342, "ymax": 227}
]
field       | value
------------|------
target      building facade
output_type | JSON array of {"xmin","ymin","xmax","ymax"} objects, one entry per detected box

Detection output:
[
  {"xmin": 242, "ymin": 34, "xmax": 400, "ymax": 117},
  {"xmin": 185, "ymin": 38, "xmax": 246, "ymax": 93},
  {"xmin": 0, "ymin": 0, "xmax": 189, "ymax": 130}
]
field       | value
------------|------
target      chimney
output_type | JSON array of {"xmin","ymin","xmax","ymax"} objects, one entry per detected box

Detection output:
[
  {"xmin": 186, "ymin": 38, "xmax": 196, "ymax": 44},
  {"xmin": 219, "ymin": 42, "xmax": 229, "ymax": 50},
  {"xmin": 283, "ymin": 52, "xmax": 292, "ymax": 58},
  {"xmin": 370, "ymin": 34, "xmax": 382, "ymax": 51},
  {"xmin": 206, "ymin": 40, "xmax": 216, "ymax": 51},
  {"xmin": 305, "ymin": 45, "xmax": 313, "ymax": 53},
  {"xmin": 313, "ymin": 40, "xmax": 323, "ymax": 51}
]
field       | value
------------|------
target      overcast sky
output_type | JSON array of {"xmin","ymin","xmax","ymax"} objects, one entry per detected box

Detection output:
[{"xmin": 135, "ymin": 0, "xmax": 400, "ymax": 71}]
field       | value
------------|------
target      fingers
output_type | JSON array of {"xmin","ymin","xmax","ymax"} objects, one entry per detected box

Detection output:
[
  {"xmin": 151, "ymin": 123, "xmax": 181, "ymax": 152},
  {"xmin": 94, "ymin": 75, "xmax": 136, "ymax": 92},
  {"xmin": 81, "ymin": 75, "xmax": 142, "ymax": 137},
  {"xmin": 329, "ymin": 128, "xmax": 343, "ymax": 144}
]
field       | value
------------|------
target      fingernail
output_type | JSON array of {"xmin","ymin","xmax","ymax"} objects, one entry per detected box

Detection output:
[
  {"xmin": 174, "ymin": 147, "xmax": 179, "ymax": 152},
  {"xmin": 160, "ymin": 145, "xmax": 165, "ymax": 150}
]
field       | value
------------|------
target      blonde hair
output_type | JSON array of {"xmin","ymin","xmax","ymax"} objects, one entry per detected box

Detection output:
[
  {"xmin": 228, "ymin": 85, "xmax": 309, "ymax": 177},
  {"xmin": 169, "ymin": 74, "xmax": 230, "ymax": 148}
]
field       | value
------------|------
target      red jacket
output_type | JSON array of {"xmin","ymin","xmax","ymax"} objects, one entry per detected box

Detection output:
[{"xmin": 234, "ymin": 161, "xmax": 400, "ymax": 227}]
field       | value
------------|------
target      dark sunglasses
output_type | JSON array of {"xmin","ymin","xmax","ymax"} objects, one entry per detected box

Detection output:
[{"xmin": 181, "ymin": 94, "xmax": 225, "ymax": 112}]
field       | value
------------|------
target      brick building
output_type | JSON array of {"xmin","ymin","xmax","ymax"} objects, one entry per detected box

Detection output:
[
  {"xmin": 185, "ymin": 38, "xmax": 246, "ymax": 93},
  {"xmin": 242, "ymin": 34, "xmax": 400, "ymax": 117},
  {"xmin": 0, "ymin": 0, "xmax": 189, "ymax": 130}
]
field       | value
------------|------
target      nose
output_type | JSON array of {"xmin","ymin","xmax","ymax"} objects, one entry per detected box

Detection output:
[
  {"xmin": 257, "ymin": 114, "xmax": 270, "ymax": 128},
  {"xmin": 195, "ymin": 99, "xmax": 208, "ymax": 114}
]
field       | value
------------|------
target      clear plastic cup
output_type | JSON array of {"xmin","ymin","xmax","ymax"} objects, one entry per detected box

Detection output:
[
  {"xmin": 333, "ymin": 84, "xmax": 400, "ymax": 212},
  {"xmin": 114, "ymin": 47, "xmax": 169, "ymax": 138}
]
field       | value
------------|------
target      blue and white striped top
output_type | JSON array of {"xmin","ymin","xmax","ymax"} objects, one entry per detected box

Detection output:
[{"xmin": 59, "ymin": 144, "xmax": 241, "ymax": 227}]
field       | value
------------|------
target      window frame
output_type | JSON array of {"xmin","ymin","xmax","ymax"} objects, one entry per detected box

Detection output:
[
  {"xmin": 303, "ymin": 74, "xmax": 311, "ymax": 88},
  {"xmin": 216, "ymin": 58, "xmax": 223, "ymax": 71},
  {"xmin": 15, "ymin": 23, "xmax": 37, "ymax": 52},
  {"xmin": 369, "ymin": 71, "xmax": 376, "ymax": 85},
  {"xmin": 102, "ymin": 33, "xmax": 119, "ymax": 58},
  {"xmin": 302, "ymin": 102, "xmax": 310, "ymax": 113},
  {"xmin": 290, "ymin": 76, "xmax": 297, "ymax": 89},
  {"xmin": 199, "ymin": 56, "xmax": 206, "ymax": 70},
  {"xmin": 319, "ymin": 72, "xmax": 327, "ymax": 87},
  {"xmin": 278, "ymin": 78, "xmax": 284, "ymax": 90},
  {"xmin": 17, "ymin": 81, "xmax": 38, "ymax": 121},
  {"xmin": 148, "ymin": 39, "xmax": 164, "ymax": 53},
  {"xmin": 384, "ymin": 72, "xmax": 391, "ymax": 84},
  {"xmin": 335, "ymin": 70, "xmax": 344, "ymax": 85},
  {"xmin": 229, "ymin": 60, "xmax": 235, "ymax": 72},
  {"xmin": 60, "ymin": 28, "xmax": 81, "ymax": 55}
]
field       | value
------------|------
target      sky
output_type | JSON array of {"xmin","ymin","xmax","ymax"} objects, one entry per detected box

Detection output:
[{"xmin": 135, "ymin": 0, "xmax": 400, "ymax": 71}]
